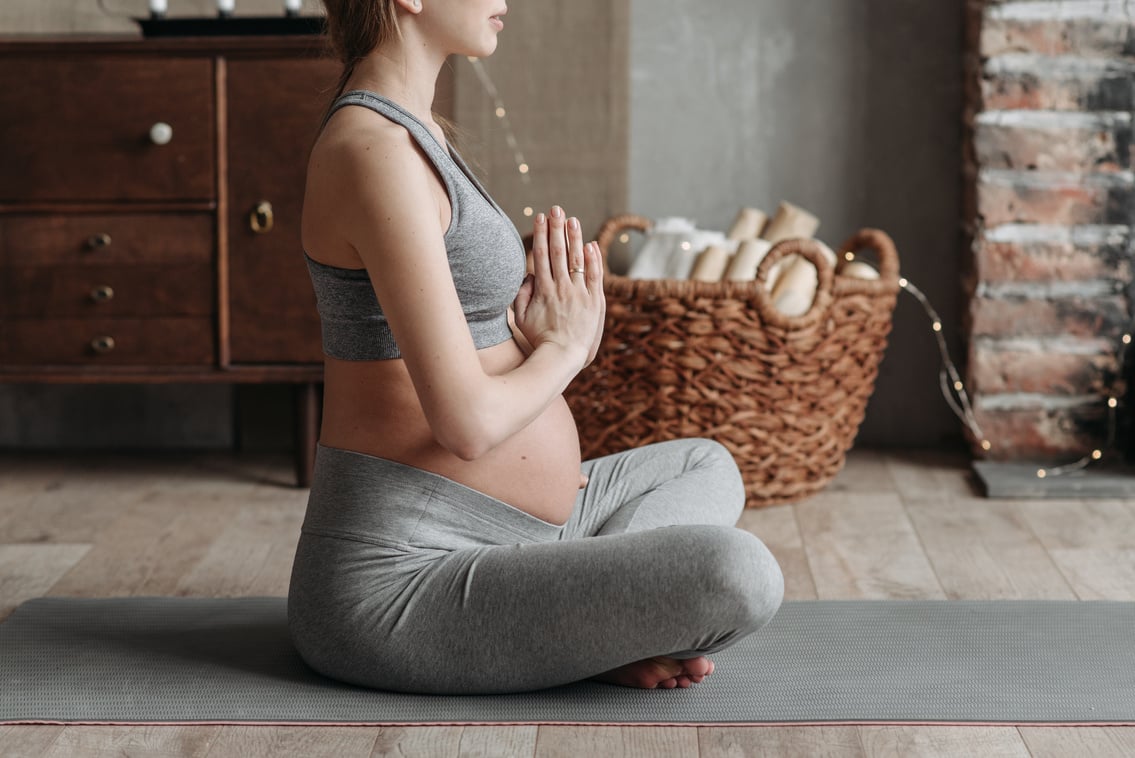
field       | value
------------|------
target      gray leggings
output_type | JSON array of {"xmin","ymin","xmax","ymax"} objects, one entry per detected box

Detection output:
[{"xmin": 287, "ymin": 439, "xmax": 784, "ymax": 694}]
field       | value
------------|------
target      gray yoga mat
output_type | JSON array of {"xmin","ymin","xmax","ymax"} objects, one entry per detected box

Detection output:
[{"xmin": 2, "ymin": 597, "xmax": 1133, "ymax": 725}]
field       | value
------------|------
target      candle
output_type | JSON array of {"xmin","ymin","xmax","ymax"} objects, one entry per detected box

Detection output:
[
  {"xmin": 218, "ymin": 0, "xmax": 235, "ymax": 17},
  {"xmin": 285, "ymin": 0, "xmax": 302, "ymax": 15},
  {"xmin": 149, "ymin": 0, "xmax": 167, "ymax": 17}
]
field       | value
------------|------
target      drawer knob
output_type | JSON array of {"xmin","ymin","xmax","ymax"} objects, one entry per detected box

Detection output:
[
  {"xmin": 90, "ymin": 285, "xmax": 115, "ymax": 303},
  {"xmin": 90, "ymin": 336, "xmax": 116, "ymax": 354},
  {"xmin": 250, "ymin": 200, "xmax": 275, "ymax": 234},
  {"xmin": 149, "ymin": 122, "xmax": 174, "ymax": 146},
  {"xmin": 88, "ymin": 233, "xmax": 113, "ymax": 250}
]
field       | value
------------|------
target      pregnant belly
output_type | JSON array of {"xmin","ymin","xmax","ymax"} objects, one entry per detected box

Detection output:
[
  {"xmin": 320, "ymin": 362, "xmax": 583, "ymax": 526},
  {"xmin": 475, "ymin": 395, "xmax": 583, "ymax": 525},
  {"xmin": 376, "ymin": 396, "xmax": 582, "ymax": 526}
]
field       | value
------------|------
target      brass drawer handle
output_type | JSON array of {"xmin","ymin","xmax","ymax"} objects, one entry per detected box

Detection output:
[
  {"xmin": 88, "ymin": 233, "xmax": 112, "ymax": 250},
  {"xmin": 90, "ymin": 335, "xmax": 116, "ymax": 354},
  {"xmin": 250, "ymin": 200, "xmax": 275, "ymax": 234},
  {"xmin": 90, "ymin": 285, "xmax": 115, "ymax": 303}
]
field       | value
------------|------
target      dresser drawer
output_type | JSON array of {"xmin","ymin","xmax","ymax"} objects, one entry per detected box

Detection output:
[
  {"xmin": 1, "ymin": 318, "xmax": 215, "ymax": 366},
  {"xmin": 0, "ymin": 213, "xmax": 213, "ymax": 265},
  {"xmin": 1, "ymin": 263, "xmax": 214, "ymax": 318},
  {"xmin": 0, "ymin": 57, "xmax": 215, "ymax": 202}
]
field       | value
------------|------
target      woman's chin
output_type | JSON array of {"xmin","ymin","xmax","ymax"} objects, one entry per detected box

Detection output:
[{"xmin": 456, "ymin": 38, "xmax": 499, "ymax": 59}]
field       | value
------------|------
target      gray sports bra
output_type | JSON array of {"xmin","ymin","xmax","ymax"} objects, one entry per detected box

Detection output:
[{"xmin": 304, "ymin": 90, "xmax": 527, "ymax": 361}]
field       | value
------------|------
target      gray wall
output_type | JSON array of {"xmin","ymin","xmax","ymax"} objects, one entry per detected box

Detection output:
[{"xmin": 630, "ymin": 0, "xmax": 966, "ymax": 448}]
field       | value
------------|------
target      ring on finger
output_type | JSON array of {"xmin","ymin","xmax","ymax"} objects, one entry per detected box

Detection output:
[{"xmin": 570, "ymin": 267, "xmax": 585, "ymax": 275}]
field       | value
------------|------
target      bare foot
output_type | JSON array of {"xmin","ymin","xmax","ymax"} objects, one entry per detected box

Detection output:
[{"xmin": 592, "ymin": 656, "xmax": 715, "ymax": 689}]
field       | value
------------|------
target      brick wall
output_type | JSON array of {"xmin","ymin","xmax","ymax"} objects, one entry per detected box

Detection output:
[{"xmin": 965, "ymin": 0, "xmax": 1134, "ymax": 460}]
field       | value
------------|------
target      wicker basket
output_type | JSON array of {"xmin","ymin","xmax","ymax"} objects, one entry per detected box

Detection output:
[{"xmin": 564, "ymin": 214, "xmax": 902, "ymax": 507}]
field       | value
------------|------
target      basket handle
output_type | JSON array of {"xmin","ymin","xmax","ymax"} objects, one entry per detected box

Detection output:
[
  {"xmin": 836, "ymin": 228, "xmax": 901, "ymax": 282},
  {"xmin": 595, "ymin": 214, "xmax": 654, "ymax": 273},
  {"xmin": 750, "ymin": 238, "xmax": 837, "ymax": 330}
]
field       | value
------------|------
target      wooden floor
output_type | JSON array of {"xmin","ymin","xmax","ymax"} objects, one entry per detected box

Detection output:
[{"xmin": 1, "ymin": 448, "xmax": 1134, "ymax": 758}]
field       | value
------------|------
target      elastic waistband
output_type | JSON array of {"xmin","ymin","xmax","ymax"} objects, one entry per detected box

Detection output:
[{"xmin": 303, "ymin": 444, "xmax": 564, "ymax": 548}]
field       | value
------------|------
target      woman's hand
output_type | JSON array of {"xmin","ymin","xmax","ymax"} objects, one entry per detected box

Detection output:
[{"xmin": 513, "ymin": 206, "xmax": 605, "ymax": 370}]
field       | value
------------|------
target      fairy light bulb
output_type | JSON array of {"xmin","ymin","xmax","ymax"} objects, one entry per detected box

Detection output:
[
  {"xmin": 518, "ymin": 163, "xmax": 529, "ymax": 174},
  {"xmin": 523, "ymin": 207, "xmax": 533, "ymax": 217}
]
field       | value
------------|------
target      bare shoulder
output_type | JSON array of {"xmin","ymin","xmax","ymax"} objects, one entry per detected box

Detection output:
[{"xmin": 302, "ymin": 108, "xmax": 441, "ymax": 264}]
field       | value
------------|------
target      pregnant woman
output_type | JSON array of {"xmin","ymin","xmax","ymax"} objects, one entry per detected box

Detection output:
[{"xmin": 288, "ymin": 0, "xmax": 785, "ymax": 695}]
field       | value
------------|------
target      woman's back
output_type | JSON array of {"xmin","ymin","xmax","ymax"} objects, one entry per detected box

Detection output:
[{"xmin": 300, "ymin": 91, "xmax": 584, "ymax": 525}]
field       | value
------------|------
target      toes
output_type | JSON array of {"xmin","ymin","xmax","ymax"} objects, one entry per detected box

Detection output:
[
  {"xmin": 658, "ymin": 677, "xmax": 678, "ymax": 689},
  {"xmin": 675, "ymin": 675, "xmax": 693, "ymax": 688},
  {"xmin": 682, "ymin": 656, "xmax": 713, "ymax": 677}
]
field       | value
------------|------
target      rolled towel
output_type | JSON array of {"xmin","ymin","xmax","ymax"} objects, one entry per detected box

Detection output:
[
  {"xmin": 689, "ymin": 245, "xmax": 731, "ymax": 281},
  {"xmin": 723, "ymin": 238, "xmax": 773, "ymax": 281},
  {"xmin": 726, "ymin": 207, "xmax": 769, "ymax": 241},
  {"xmin": 761, "ymin": 202, "xmax": 820, "ymax": 244},
  {"xmin": 841, "ymin": 260, "xmax": 881, "ymax": 280},
  {"xmin": 771, "ymin": 242, "xmax": 837, "ymax": 316}
]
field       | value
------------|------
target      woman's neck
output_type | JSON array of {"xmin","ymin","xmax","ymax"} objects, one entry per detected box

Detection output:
[{"xmin": 346, "ymin": 39, "xmax": 447, "ymax": 124}]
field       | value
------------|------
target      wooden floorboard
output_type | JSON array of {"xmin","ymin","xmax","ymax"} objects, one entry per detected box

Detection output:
[
  {"xmin": 533, "ymin": 726, "xmax": 698, "ymax": 757},
  {"xmin": 1, "ymin": 448, "xmax": 1131, "ymax": 756},
  {"xmin": 1018, "ymin": 725, "xmax": 1135, "ymax": 758},
  {"xmin": 856, "ymin": 725, "xmax": 1031, "ymax": 757},
  {"xmin": 698, "ymin": 725, "xmax": 864, "ymax": 757},
  {"xmin": 794, "ymin": 491, "xmax": 945, "ymax": 600},
  {"xmin": 904, "ymin": 497, "xmax": 1077, "ymax": 600}
]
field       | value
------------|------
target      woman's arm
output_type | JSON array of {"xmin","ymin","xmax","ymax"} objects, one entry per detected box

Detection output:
[{"xmin": 328, "ymin": 131, "xmax": 603, "ymax": 460}]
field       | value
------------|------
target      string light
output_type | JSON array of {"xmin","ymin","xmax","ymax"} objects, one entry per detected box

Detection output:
[
  {"xmin": 465, "ymin": 56, "xmax": 531, "ymax": 187},
  {"xmin": 843, "ymin": 252, "xmax": 1132, "ymax": 479}
]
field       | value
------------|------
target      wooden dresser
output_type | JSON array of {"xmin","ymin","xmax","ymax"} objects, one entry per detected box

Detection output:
[{"xmin": 0, "ymin": 36, "xmax": 340, "ymax": 485}]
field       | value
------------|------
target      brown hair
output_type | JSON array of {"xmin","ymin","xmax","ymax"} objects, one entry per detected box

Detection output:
[
  {"xmin": 321, "ymin": 0, "xmax": 400, "ymax": 108},
  {"xmin": 320, "ymin": 0, "xmax": 463, "ymax": 149}
]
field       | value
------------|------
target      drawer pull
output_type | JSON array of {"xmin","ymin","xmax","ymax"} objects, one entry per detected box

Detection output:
[
  {"xmin": 250, "ymin": 200, "xmax": 275, "ymax": 234},
  {"xmin": 149, "ymin": 122, "xmax": 174, "ymax": 146},
  {"xmin": 88, "ymin": 233, "xmax": 113, "ymax": 250},
  {"xmin": 90, "ymin": 335, "xmax": 116, "ymax": 354},
  {"xmin": 90, "ymin": 285, "xmax": 115, "ymax": 303}
]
